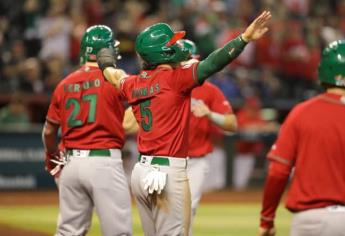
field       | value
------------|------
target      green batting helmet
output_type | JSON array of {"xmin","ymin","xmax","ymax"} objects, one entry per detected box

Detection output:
[
  {"xmin": 179, "ymin": 39, "xmax": 200, "ymax": 59},
  {"xmin": 79, "ymin": 25, "xmax": 120, "ymax": 65},
  {"xmin": 318, "ymin": 40, "xmax": 345, "ymax": 87},
  {"xmin": 135, "ymin": 23, "xmax": 190, "ymax": 66}
]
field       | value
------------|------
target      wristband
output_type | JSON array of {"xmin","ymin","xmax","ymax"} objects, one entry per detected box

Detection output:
[
  {"xmin": 240, "ymin": 34, "xmax": 250, "ymax": 43},
  {"xmin": 208, "ymin": 112, "xmax": 226, "ymax": 126}
]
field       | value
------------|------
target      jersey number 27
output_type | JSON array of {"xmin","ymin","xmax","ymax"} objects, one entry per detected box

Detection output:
[{"xmin": 65, "ymin": 94, "xmax": 97, "ymax": 127}]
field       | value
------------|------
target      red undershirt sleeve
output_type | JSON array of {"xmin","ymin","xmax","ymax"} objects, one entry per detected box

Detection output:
[{"xmin": 260, "ymin": 160, "xmax": 292, "ymax": 229}]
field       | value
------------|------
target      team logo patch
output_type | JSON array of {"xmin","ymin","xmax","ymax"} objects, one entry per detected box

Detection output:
[
  {"xmin": 140, "ymin": 71, "xmax": 150, "ymax": 79},
  {"xmin": 228, "ymin": 48, "xmax": 235, "ymax": 55},
  {"xmin": 141, "ymin": 156, "xmax": 147, "ymax": 164},
  {"xmin": 335, "ymin": 75, "xmax": 345, "ymax": 86}
]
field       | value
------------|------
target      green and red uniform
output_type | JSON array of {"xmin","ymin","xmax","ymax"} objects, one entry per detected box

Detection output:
[
  {"xmin": 121, "ymin": 63, "xmax": 199, "ymax": 157},
  {"xmin": 46, "ymin": 65, "xmax": 132, "ymax": 235},
  {"xmin": 118, "ymin": 22, "xmax": 248, "ymax": 235},
  {"xmin": 47, "ymin": 65, "xmax": 125, "ymax": 149}
]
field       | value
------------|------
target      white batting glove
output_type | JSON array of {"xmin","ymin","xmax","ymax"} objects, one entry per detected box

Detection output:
[
  {"xmin": 49, "ymin": 151, "xmax": 68, "ymax": 176},
  {"xmin": 143, "ymin": 169, "xmax": 167, "ymax": 194}
]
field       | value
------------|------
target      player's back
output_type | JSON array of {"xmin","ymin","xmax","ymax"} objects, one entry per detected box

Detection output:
[
  {"xmin": 284, "ymin": 92, "xmax": 345, "ymax": 210},
  {"xmin": 48, "ymin": 65, "xmax": 125, "ymax": 149},
  {"xmin": 121, "ymin": 64, "xmax": 198, "ymax": 157}
]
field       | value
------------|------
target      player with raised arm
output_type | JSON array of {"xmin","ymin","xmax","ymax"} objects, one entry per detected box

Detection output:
[
  {"xmin": 42, "ymin": 25, "xmax": 133, "ymax": 236},
  {"xmin": 98, "ymin": 11, "xmax": 271, "ymax": 236},
  {"xmin": 258, "ymin": 40, "xmax": 345, "ymax": 236}
]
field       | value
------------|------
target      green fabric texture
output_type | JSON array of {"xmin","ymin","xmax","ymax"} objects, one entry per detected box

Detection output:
[{"xmin": 196, "ymin": 35, "xmax": 248, "ymax": 83}]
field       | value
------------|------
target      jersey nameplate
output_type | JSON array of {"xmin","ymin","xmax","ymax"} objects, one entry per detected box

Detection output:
[
  {"xmin": 132, "ymin": 83, "xmax": 160, "ymax": 99},
  {"xmin": 64, "ymin": 79, "xmax": 101, "ymax": 93}
]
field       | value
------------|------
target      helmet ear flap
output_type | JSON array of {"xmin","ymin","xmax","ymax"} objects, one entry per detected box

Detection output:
[{"xmin": 160, "ymin": 48, "xmax": 175, "ymax": 58}]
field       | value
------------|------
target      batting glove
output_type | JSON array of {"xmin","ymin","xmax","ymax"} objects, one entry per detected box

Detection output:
[
  {"xmin": 97, "ymin": 48, "xmax": 117, "ymax": 71},
  {"xmin": 143, "ymin": 168, "xmax": 167, "ymax": 194},
  {"xmin": 45, "ymin": 151, "xmax": 68, "ymax": 177}
]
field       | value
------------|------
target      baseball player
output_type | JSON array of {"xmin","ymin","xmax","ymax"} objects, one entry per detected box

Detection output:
[
  {"xmin": 258, "ymin": 40, "xmax": 345, "ymax": 236},
  {"xmin": 42, "ymin": 25, "xmax": 132, "ymax": 236},
  {"xmin": 98, "ymin": 11, "xmax": 271, "ymax": 236},
  {"xmin": 180, "ymin": 39, "xmax": 237, "ymax": 234}
]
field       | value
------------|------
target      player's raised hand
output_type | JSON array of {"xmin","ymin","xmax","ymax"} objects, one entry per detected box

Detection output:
[{"xmin": 242, "ymin": 11, "xmax": 271, "ymax": 42}]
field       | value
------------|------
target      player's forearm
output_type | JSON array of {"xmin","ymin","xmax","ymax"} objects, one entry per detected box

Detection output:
[
  {"xmin": 42, "ymin": 121, "xmax": 59, "ymax": 154},
  {"xmin": 123, "ymin": 107, "xmax": 139, "ymax": 134},
  {"xmin": 260, "ymin": 161, "xmax": 291, "ymax": 229},
  {"xmin": 208, "ymin": 113, "xmax": 237, "ymax": 132},
  {"xmin": 196, "ymin": 35, "xmax": 248, "ymax": 83},
  {"xmin": 103, "ymin": 67, "xmax": 126, "ymax": 89}
]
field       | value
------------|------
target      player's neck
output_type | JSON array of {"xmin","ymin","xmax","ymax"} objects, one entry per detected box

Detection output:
[
  {"xmin": 327, "ymin": 87, "xmax": 345, "ymax": 96},
  {"xmin": 84, "ymin": 61, "xmax": 99, "ymax": 67},
  {"xmin": 157, "ymin": 64, "xmax": 173, "ymax": 69}
]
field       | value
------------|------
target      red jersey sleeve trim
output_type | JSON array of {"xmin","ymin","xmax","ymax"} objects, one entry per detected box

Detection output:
[
  {"xmin": 268, "ymin": 154, "xmax": 291, "ymax": 166},
  {"xmin": 46, "ymin": 117, "xmax": 60, "ymax": 125}
]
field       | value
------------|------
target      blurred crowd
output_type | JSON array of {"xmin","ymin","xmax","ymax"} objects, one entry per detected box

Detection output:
[{"xmin": 0, "ymin": 0, "xmax": 344, "ymax": 124}]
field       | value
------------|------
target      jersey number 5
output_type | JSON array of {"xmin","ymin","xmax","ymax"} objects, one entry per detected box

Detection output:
[
  {"xmin": 66, "ymin": 94, "xmax": 97, "ymax": 127},
  {"xmin": 139, "ymin": 100, "xmax": 152, "ymax": 131}
]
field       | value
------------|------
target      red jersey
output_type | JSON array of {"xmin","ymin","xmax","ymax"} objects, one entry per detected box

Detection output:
[
  {"xmin": 235, "ymin": 109, "xmax": 267, "ymax": 154},
  {"xmin": 268, "ymin": 92, "xmax": 345, "ymax": 211},
  {"xmin": 47, "ymin": 65, "xmax": 125, "ymax": 149},
  {"xmin": 188, "ymin": 81, "xmax": 232, "ymax": 157},
  {"xmin": 120, "ymin": 63, "xmax": 199, "ymax": 157}
]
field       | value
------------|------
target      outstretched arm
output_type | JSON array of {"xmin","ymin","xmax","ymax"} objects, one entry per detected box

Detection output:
[{"xmin": 197, "ymin": 11, "xmax": 271, "ymax": 83}]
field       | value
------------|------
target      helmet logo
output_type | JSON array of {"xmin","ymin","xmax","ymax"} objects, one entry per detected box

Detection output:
[
  {"xmin": 335, "ymin": 75, "xmax": 345, "ymax": 86},
  {"xmin": 86, "ymin": 46, "xmax": 93, "ymax": 53}
]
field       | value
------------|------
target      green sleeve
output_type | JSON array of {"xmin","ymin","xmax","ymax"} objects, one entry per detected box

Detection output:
[{"xmin": 196, "ymin": 35, "xmax": 248, "ymax": 83}]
